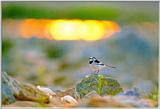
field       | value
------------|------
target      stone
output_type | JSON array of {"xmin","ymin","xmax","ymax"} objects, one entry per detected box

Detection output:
[
  {"xmin": 83, "ymin": 90, "xmax": 100, "ymax": 99},
  {"xmin": 118, "ymin": 87, "xmax": 140, "ymax": 97},
  {"xmin": 4, "ymin": 101, "xmax": 43, "ymax": 107},
  {"xmin": 37, "ymin": 86, "xmax": 56, "ymax": 99},
  {"xmin": 81, "ymin": 95, "xmax": 157, "ymax": 107},
  {"xmin": 75, "ymin": 74, "xmax": 123, "ymax": 98},
  {"xmin": 61, "ymin": 95, "xmax": 78, "ymax": 105},
  {"xmin": 86, "ymin": 96, "xmax": 132, "ymax": 107},
  {"xmin": 15, "ymin": 83, "xmax": 49, "ymax": 103},
  {"xmin": 2, "ymin": 72, "xmax": 49, "ymax": 105},
  {"xmin": 2, "ymin": 72, "xmax": 16, "ymax": 104},
  {"xmin": 54, "ymin": 88, "xmax": 75, "ymax": 98}
]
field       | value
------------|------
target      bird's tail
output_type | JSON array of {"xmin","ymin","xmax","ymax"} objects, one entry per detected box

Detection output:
[{"xmin": 105, "ymin": 64, "xmax": 116, "ymax": 68}]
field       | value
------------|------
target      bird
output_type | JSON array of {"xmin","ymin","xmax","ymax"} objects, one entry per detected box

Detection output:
[{"xmin": 89, "ymin": 57, "xmax": 116, "ymax": 73}]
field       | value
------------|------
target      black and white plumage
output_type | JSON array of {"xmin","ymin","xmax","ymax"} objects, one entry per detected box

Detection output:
[{"xmin": 89, "ymin": 57, "xmax": 116, "ymax": 73}]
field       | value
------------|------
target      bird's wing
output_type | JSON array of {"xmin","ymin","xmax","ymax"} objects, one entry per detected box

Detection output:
[
  {"xmin": 89, "ymin": 60, "xmax": 93, "ymax": 64},
  {"xmin": 95, "ymin": 62, "xmax": 105, "ymax": 66},
  {"xmin": 94, "ymin": 59, "xmax": 100, "ymax": 63}
]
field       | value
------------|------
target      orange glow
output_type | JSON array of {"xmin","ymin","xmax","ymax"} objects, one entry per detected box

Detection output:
[
  {"xmin": 19, "ymin": 19, "xmax": 53, "ymax": 39},
  {"xmin": 18, "ymin": 19, "xmax": 120, "ymax": 41}
]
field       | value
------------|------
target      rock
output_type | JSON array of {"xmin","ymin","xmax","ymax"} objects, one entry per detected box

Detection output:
[
  {"xmin": 37, "ymin": 86, "xmax": 56, "ymax": 99},
  {"xmin": 54, "ymin": 88, "xmax": 76, "ymax": 98},
  {"xmin": 61, "ymin": 95, "xmax": 78, "ymax": 106},
  {"xmin": 83, "ymin": 91, "xmax": 100, "ymax": 99},
  {"xmin": 112, "ymin": 95, "xmax": 157, "ymax": 107},
  {"xmin": 2, "ymin": 72, "xmax": 16, "ymax": 104},
  {"xmin": 15, "ymin": 83, "xmax": 49, "ymax": 103},
  {"xmin": 85, "ymin": 96, "xmax": 132, "ymax": 107},
  {"xmin": 81, "ymin": 95, "xmax": 157, "ymax": 107},
  {"xmin": 2, "ymin": 72, "xmax": 49, "ymax": 105},
  {"xmin": 48, "ymin": 96, "xmax": 63, "ymax": 107},
  {"xmin": 118, "ymin": 87, "xmax": 140, "ymax": 97},
  {"xmin": 4, "ymin": 101, "xmax": 44, "ymax": 107},
  {"xmin": 76, "ymin": 74, "xmax": 123, "ymax": 98}
]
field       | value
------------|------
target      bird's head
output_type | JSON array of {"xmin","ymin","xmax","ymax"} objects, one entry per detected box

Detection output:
[{"xmin": 89, "ymin": 57, "xmax": 96, "ymax": 61}]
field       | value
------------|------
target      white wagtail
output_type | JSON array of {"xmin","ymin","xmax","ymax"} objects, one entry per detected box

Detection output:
[{"xmin": 89, "ymin": 57, "xmax": 116, "ymax": 73}]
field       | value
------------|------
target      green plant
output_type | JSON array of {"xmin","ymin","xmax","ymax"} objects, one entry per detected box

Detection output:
[
  {"xmin": 2, "ymin": 39, "xmax": 13, "ymax": 56},
  {"xmin": 97, "ymin": 74, "xmax": 103, "ymax": 95},
  {"xmin": 44, "ymin": 44, "xmax": 65, "ymax": 59},
  {"xmin": 148, "ymin": 81, "xmax": 158, "ymax": 101}
]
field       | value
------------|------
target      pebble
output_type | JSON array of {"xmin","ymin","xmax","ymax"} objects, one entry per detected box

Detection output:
[
  {"xmin": 61, "ymin": 95, "xmax": 78, "ymax": 105},
  {"xmin": 37, "ymin": 86, "xmax": 56, "ymax": 99}
]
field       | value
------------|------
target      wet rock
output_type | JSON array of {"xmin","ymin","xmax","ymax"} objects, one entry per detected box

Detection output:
[
  {"xmin": 2, "ymin": 72, "xmax": 49, "ymax": 105},
  {"xmin": 76, "ymin": 74, "xmax": 123, "ymax": 98}
]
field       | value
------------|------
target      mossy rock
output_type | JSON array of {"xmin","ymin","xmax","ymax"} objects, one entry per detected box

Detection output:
[
  {"xmin": 76, "ymin": 74, "xmax": 123, "ymax": 98},
  {"xmin": 2, "ymin": 72, "xmax": 49, "ymax": 105}
]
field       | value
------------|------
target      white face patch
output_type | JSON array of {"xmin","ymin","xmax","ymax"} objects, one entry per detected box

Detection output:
[
  {"xmin": 90, "ymin": 56, "xmax": 96, "ymax": 58},
  {"xmin": 89, "ymin": 57, "xmax": 95, "ymax": 61}
]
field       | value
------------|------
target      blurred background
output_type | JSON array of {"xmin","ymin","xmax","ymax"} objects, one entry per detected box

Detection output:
[{"xmin": 2, "ymin": 1, "xmax": 158, "ymax": 98}]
